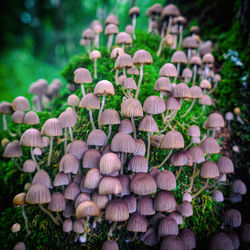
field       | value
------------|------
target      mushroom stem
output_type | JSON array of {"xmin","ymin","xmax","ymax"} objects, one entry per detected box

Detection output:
[
  {"xmin": 187, "ymin": 48, "xmax": 191, "ymax": 61},
  {"xmin": 208, "ymin": 82, "xmax": 218, "ymax": 94},
  {"xmin": 131, "ymin": 117, "xmax": 137, "ymax": 139},
  {"xmin": 167, "ymin": 16, "xmax": 173, "ymax": 33},
  {"xmin": 157, "ymin": 38, "xmax": 165, "ymax": 57},
  {"xmin": 187, "ymin": 163, "xmax": 197, "ymax": 192},
  {"xmin": 68, "ymin": 126, "xmax": 73, "ymax": 142},
  {"xmin": 36, "ymin": 96, "xmax": 42, "ymax": 112},
  {"xmin": 64, "ymin": 127, "xmax": 67, "ymax": 154},
  {"xmin": 176, "ymin": 166, "xmax": 183, "ymax": 179},
  {"xmin": 135, "ymin": 64, "xmax": 143, "ymax": 99},
  {"xmin": 31, "ymin": 147, "xmax": 40, "ymax": 171},
  {"xmin": 2, "ymin": 114, "xmax": 8, "ymax": 131},
  {"xmin": 107, "ymin": 34, "xmax": 114, "ymax": 53},
  {"xmin": 98, "ymin": 96, "xmax": 106, "ymax": 128},
  {"xmin": 132, "ymin": 15, "xmax": 136, "ymax": 29},
  {"xmin": 146, "ymin": 132, "xmax": 151, "ymax": 161},
  {"xmin": 21, "ymin": 206, "xmax": 31, "ymax": 237},
  {"xmin": 108, "ymin": 194, "xmax": 112, "ymax": 201},
  {"xmin": 212, "ymin": 128, "xmax": 216, "ymax": 138},
  {"xmin": 120, "ymin": 152, "xmax": 124, "ymax": 175},
  {"xmin": 181, "ymin": 99, "xmax": 196, "ymax": 118},
  {"xmin": 178, "ymin": 25, "xmax": 183, "ymax": 49},
  {"xmin": 47, "ymin": 136, "xmax": 54, "ymax": 166},
  {"xmin": 184, "ymin": 141, "xmax": 193, "ymax": 150},
  {"xmin": 160, "ymin": 111, "xmax": 177, "ymax": 133},
  {"xmin": 108, "ymin": 221, "xmax": 117, "ymax": 237},
  {"xmin": 39, "ymin": 204, "xmax": 60, "ymax": 225},
  {"xmin": 115, "ymin": 69, "xmax": 119, "ymax": 84},
  {"xmin": 89, "ymin": 110, "xmax": 96, "ymax": 130},
  {"xmin": 81, "ymin": 84, "xmax": 86, "ymax": 97},
  {"xmin": 81, "ymin": 217, "xmax": 90, "ymax": 243},
  {"xmin": 107, "ymin": 124, "xmax": 112, "ymax": 142},
  {"xmin": 94, "ymin": 58, "xmax": 97, "ymax": 79},
  {"xmin": 17, "ymin": 124, "xmax": 22, "ymax": 136},
  {"xmin": 123, "ymin": 67, "xmax": 127, "ymax": 78},
  {"xmin": 13, "ymin": 158, "xmax": 23, "ymax": 172},
  {"xmin": 174, "ymin": 63, "xmax": 180, "ymax": 82},
  {"xmin": 131, "ymin": 232, "xmax": 138, "ymax": 241},
  {"xmin": 161, "ymin": 21, "xmax": 166, "ymax": 38},
  {"xmin": 56, "ymin": 212, "xmax": 63, "ymax": 224},
  {"xmin": 94, "ymin": 34, "xmax": 99, "ymax": 48},
  {"xmin": 152, "ymin": 148, "xmax": 173, "ymax": 168},
  {"xmin": 192, "ymin": 178, "xmax": 209, "ymax": 198},
  {"xmin": 192, "ymin": 65, "xmax": 197, "ymax": 85}
]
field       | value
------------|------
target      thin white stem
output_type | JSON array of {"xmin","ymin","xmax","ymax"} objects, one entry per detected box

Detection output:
[
  {"xmin": 89, "ymin": 110, "xmax": 96, "ymax": 130},
  {"xmin": 31, "ymin": 147, "xmax": 40, "ymax": 170},
  {"xmin": 98, "ymin": 96, "xmax": 105, "ymax": 128},
  {"xmin": 135, "ymin": 65, "xmax": 143, "ymax": 99},
  {"xmin": 48, "ymin": 136, "xmax": 54, "ymax": 166},
  {"xmin": 181, "ymin": 99, "xmax": 196, "ymax": 118},
  {"xmin": 131, "ymin": 117, "xmax": 137, "ymax": 139},
  {"xmin": 68, "ymin": 126, "xmax": 73, "ymax": 142},
  {"xmin": 64, "ymin": 127, "xmax": 67, "ymax": 154},
  {"xmin": 107, "ymin": 34, "xmax": 113, "ymax": 53},
  {"xmin": 107, "ymin": 124, "xmax": 112, "ymax": 141},
  {"xmin": 22, "ymin": 206, "xmax": 31, "ymax": 237},
  {"xmin": 120, "ymin": 153, "xmax": 124, "ymax": 175},
  {"xmin": 81, "ymin": 84, "xmax": 86, "ymax": 97},
  {"xmin": 94, "ymin": 59, "xmax": 97, "ymax": 79},
  {"xmin": 157, "ymin": 39, "xmax": 164, "ymax": 57},
  {"xmin": 187, "ymin": 163, "xmax": 197, "ymax": 192},
  {"xmin": 146, "ymin": 132, "xmax": 151, "ymax": 161},
  {"xmin": 2, "ymin": 114, "xmax": 7, "ymax": 131},
  {"xmin": 39, "ymin": 204, "xmax": 60, "ymax": 225}
]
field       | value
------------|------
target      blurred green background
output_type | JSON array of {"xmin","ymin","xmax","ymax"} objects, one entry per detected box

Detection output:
[{"xmin": 0, "ymin": 0, "xmax": 248, "ymax": 101}]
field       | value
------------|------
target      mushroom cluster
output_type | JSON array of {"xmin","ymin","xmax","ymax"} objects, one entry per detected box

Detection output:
[{"xmin": 1, "ymin": 3, "xmax": 248, "ymax": 250}]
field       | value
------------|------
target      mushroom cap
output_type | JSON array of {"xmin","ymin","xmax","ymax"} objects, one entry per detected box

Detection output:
[
  {"xmin": 171, "ymin": 150, "xmax": 193, "ymax": 166},
  {"xmin": 125, "ymin": 24, "xmax": 134, "ymax": 34},
  {"xmin": 188, "ymin": 146, "xmax": 205, "ymax": 164},
  {"xmin": 82, "ymin": 28, "xmax": 95, "ymax": 40},
  {"xmin": 171, "ymin": 51, "xmax": 187, "ymax": 64},
  {"xmin": 63, "ymin": 219, "xmax": 73, "ymax": 233},
  {"xmin": 82, "ymin": 149, "xmax": 101, "ymax": 169},
  {"xmin": 209, "ymin": 233, "xmax": 234, "ymax": 250},
  {"xmin": 111, "ymin": 47, "xmax": 124, "ymax": 59},
  {"xmin": 127, "ymin": 65, "xmax": 139, "ymax": 75},
  {"xmin": 225, "ymin": 112, "xmax": 234, "ymax": 121},
  {"xmin": 115, "ymin": 32, "xmax": 132, "ymax": 45},
  {"xmin": 54, "ymin": 172, "xmax": 70, "ymax": 187},
  {"xmin": 206, "ymin": 113, "xmax": 225, "ymax": 128},
  {"xmin": 101, "ymin": 240, "xmax": 119, "ymax": 250},
  {"xmin": 124, "ymin": 77, "xmax": 137, "ymax": 90},
  {"xmin": 161, "ymin": 130, "xmax": 184, "ymax": 149},
  {"xmin": 190, "ymin": 86, "xmax": 203, "ymax": 98},
  {"xmin": 154, "ymin": 191, "xmax": 177, "ymax": 212},
  {"xmin": 99, "ymin": 176, "xmax": 122, "ymax": 195},
  {"xmin": 105, "ymin": 23, "xmax": 119, "ymax": 35},
  {"xmin": 115, "ymin": 53, "xmax": 133, "ymax": 69},
  {"xmin": 73, "ymin": 219, "xmax": 84, "ymax": 233},
  {"xmin": 23, "ymin": 111, "xmax": 40, "ymax": 125},
  {"xmin": 143, "ymin": 96, "xmax": 166, "ymax": 114},
  {"xmin": 59, "ymin": 154, "xmax": 79, "ymax": 174},
  {"xmin": 182, "ymin": 68, "xmax": 193, "ymax": 78},
  {"xmin": 3, "ymin": 140, "xmax": 23, "ymax": 158},
  {"xmin": 173, "ymin": 83, "xmax": 191, "ymax": 98},
  {"xmin": 12, "ymin": 96, "xmax": 30, "ymax": 111},
  {"xmin": 159, "ymin": 63, "xmax": 177, "ymax": 77},
  {"xmin": 58, "ymin": 110, "xmax": 77, "ymax": 128},
  {"xmin": 133, "ymin": 49, "xmax": 153, "ymax": 65},
  {"xmin": 141, "ymin": 227, "xmax": 159, "ymax": 246},
  {"xmin": 130, "ymin": 173, "xmax": 157, "ymax": 195},
  {"xmin": 200, "ymin": 79, "xmax": 212, "ymax": 89},
  {"xmin": 29, "ymin": 79, "xmax": 48, "ymax": 96},
  {"xmin": 122, "ymin": 195, "xmax": 136, "ymax": 213},
  {"xmin": 25, "ymin": 183, "xmax": 51, "ymax": 204},
  {"xmin": 166, "ymin": 97, "xmax": 181, "ymax": 110},
  {"xmin": 161, "ymin": 4, "xmax": 180, "ymax": 18},
  {"xmin": 99, "ymin": 152, "xmax": 121, "ymax": 175},
  {"xmin": 20, "ymin": 128, "xmax": 43, "ymax": 148},
  {"xmin": 67, "ymin": 140, "xmax": 88, "ymax": 160},
  {"xmin": 13, "ymin": 193, "xmax": 26, "ymax": 207},
  {"xmin": 158, "ymin": 217, "xmax": 179, "ymax": 237},
  {"xmin": 187, "ymin": 125, "xmax": 200, "ymax": 137},
  {"xmin": 121, "ymin": 98, "xmax": 143, "ymax": 117},
  {"xmin": 118, "ymin": 119, "xmax": 133, "ymax": 133},
  {"xmin": 224, "ymin": 209, "xmax": 242, "ymax": 227},
  {"xmin": 199, "ymin": 95, "xmax": 212, "ymax": 105},
  {"xmin": 48, "ymin": 192, "xmax": 66, "ymax": 212},
  {"xmin": 64, "ymin": 182, "xmax": 80, "ymax": 200},
  {"xmin": 116, "ymin": 75, "xmax": 126, "ymax": 86},
  {"xmin": 173, "ymin": 15, "xmax": 187, "ymax": 25},
  {"xmin": 74, "ymin": 68, "xmax": 92, "ymax": 84},
  {"xmin": 68, "ymin": 94, "xmax": 80, "ymax": 107},
  {"xmin": 105, "ymin": 199, "xmax": 129, "ymax": 222},
  {"xmin": 200, "ymin": 160, "xmax": 219, "ymax": 178},
  {"xmin": 177, "ymin": 201, "xmax": 193, "ymax": 217},
  {"xmin": 214, "ymin": 74, "xmax": 221, "ymax": 82},
  {"xmin": 14, "ymin": 242, "xmax": 26, "ymax": 250},
  {"xmin": 202, "ymin": 53, "xmax": 214, "ymax": 64},
  {"xmin": 152, "ymin": 3, "xmax": 163, "ymax": 15},
  {"xmin": 212, "ymin": 190, "xmax": 224, "ymax": 202},
  {"xmin": 232, "ymin": 179, "xmax": 247, "ymax": 195},
  {"xmin": 91, "ymin": 20, "xmax": 103, "ymax": 34},
  {"xmin": 79, "ymin": 93, "xmax": 100, "ymax": 110},
  {"xmin": 134, "ymin": 139, "xmax": 146, "ymax": 156},
  {"xmin": 154, "ymin": 77, "xmax": 172, "ymax": 92},
  {"xmin": 41, "ymin": 118, "xmax": 62, "ymax": 136},
  {"xmin": 12, "ymin": 111, "xmax": 24, "ymax": 124},
  {"xmin": 161, "ymin": 236, "xmax": 185, "ymax": 250},
  {"xmin": 92, "ymin": 192, "xmax": 109, "ymax": 209},
  {"xmin": 156, "ymin": 170, "xmax": 176, "ymax": 190},
  {"xmin": 105, "ymin": 14, "xmax": 119, "ymax": 26},
  {"xmin": 87, "ymin": 129, "xmax": 107, "ymax": 146},
  {"xmin": 137, "ymin": 196, "xmax": 155, "ymax": 216},
  {"xmin": 240, "ymin": 224, "xmax": 250, "ymax": 243},
  {"xmin": 127, "ymin": 212, "xmax": 147, "ymax": 233},
  {"xmin": 129, "ymin": 6, "xmax": 140, "ymax": 17},
  {"xmin": 183, "ymin": 36, "xmax": 199, "ymax": 49},
  {"xmin": 100, "ymin": 109, "xmax": 120, "ymax": 125},
  {"xmin": 216, "ymin": 156, "xmax": 234, "ymax": 174},
  {"xmin": 94, "ymin": 80, "xmax": 115, "ymax": 96},
  {"xmin": 200, "ymin": 137, "xmax": 220, "ymax": 154},
  {"xmin": 138, "ymin": 115, "xmax": 158, "ymax": 133},
  {"xmin": 190, "ymin": 55, "xmax": 202, "ymax": 65},
  {"xmin": 111, "ymin": 132, "xmax": 135, "ymax": 153},
  {"xmin": 84, "ymin": 168, "xmax": 102, "ymax": 190},
  {"xmin": 128, "ymin": 155, "xmax": 148, "ymax": 173},
  {"xmin": 76, "ymin": 201, "xmax": 100, "ymax": 219},
  {"xmin": 23, "ymin": 159, "xmax": 36, "ymax": 173},
  {"xmin": 12, "ymin": 223, "xmax": 21, "ymax": 233},
  {"xmin": 179, "ymin": 228, "xmax": 196, "ymax": 250},
  {"xmin": 90, "ymin": 50, "xmax": 101, "ymax": 60},
  {"xmin": 118, "ymin": 175, "xmax": 130, "ymax": 196},
  {"xmin": 0, "ymin": 101, "xmax": 12, "ymax": 114},
  {"xmin": 32, "ymin": 170, "xmax": 52, "ymax": 188}
]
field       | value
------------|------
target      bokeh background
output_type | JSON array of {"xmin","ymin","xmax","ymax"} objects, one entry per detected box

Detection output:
[{"xmin": 0, "ymin": 0, "xmax": 249, "ymax": 101}]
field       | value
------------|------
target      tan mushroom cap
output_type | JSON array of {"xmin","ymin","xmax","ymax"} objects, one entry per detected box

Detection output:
[
  {"xmin": 67, "ymin": 140, "xmax": 88, "ymax": 160},
  {"xmin": 183, "ymin": 36, "xmax": 199, "ymax": 49},
  {"xmin": 111, "ymin": 48, "xmax": 124, "ymax": 60},
  {"xmin": 79, "ymin": 93, "xmax": 100, "ymax": 110},
  {"xmin": 161, "ymin": 130, "xmax": 184, "ymax": 149},
  {"xmin": 3, "ymin": 140, "xmax": 23, "ymax": 158},
  {"xmin": 171, "ymin": 150, "xmax": 193, "ymax": 167},
  {"xmin": 121, "ymin": 98, "xmax": 143, "ymax": 117},
  {"xmin": 115, "ymin": 53, "xmax": 133, "ymax": 69},
  {"xmin": 82, "ymin": 28, "xmax": 95, "ymax": 40},
  {"xmin": 91, "ymin": 20, "xmax": 103, "ymax": 34},
  {"xmin": 29, "ymin": 79, "xmax": 48, "ymax": 96},
  {"xmin": 74, "ymin": 68, "xmax": 92, "ymax": 84},
  {"xmin": 76, "ymin": 201, "xmax": 100, "ymax": 219},
  {"xmin": 92, "ymin": 192, "xmax": 109, "ymax": 209},
  {"xmin": 124, "ymin": 77, "xmax": 137, "ymax": 90},
  {"xmin": 102, "ymin": 240, "xmax": 119, "ymax": 250},
  {"xmin": 190, "ymin": 86, "xmax": 203, "ymax": 98},
  {"xmin": 159, "ymin": 63, "xmax": 177, "ymax": 77},
  {"xmin": 58, "ymin": 110, "xmax": 77, "ymax": 128},
  {"xmin": 173, "ymin": 16, "xmax": 187, "ymax": 25},
  {"xmin": 87, "ymin": 129, "xmax": 107, "ymax": 146},
  {"xmin": 20, "ymin": 128, "xmax": 44, "ymax": 148},
  {"xmin": 122, "ymin": 195, "xmax": 136, "ymax": 213},
  {"xmin": 118, "ymin": 119, "xmax": 133, "ymax": 133},
  {"xmin": 13, "ymin": 193, "xmax": 26, "ymax": 207},
  {"xmin": 127, "ymin": 212, "xmax": 147, "ymax": 233},
  {"xmin": 125, "ymin": 25, "xmax": 134, "ymax": 35},
  {"xmin": 154, "ymin": 191, "xmax": 177, "ymax": 212},
  {"xmin": 143, "ymin": 96, "xmax": 166, "ymax": 114},
  {"xmin": 199, "ymin": 95, "xmax": 212, "ymax": 105},
  {"xmin": 182, "ymin": 68, "xmax": 193, "ymax": 78},
  {"xmin": 23, "ymin": 111, "xmax": 40, "ymax": 125},
  {"xmin": 99, "ymin": 153, "xmax": 121, "ymax": 175},
  {"xmin": 173, "ymin": 83, "xmax": 191, "ymax": 98},
  {"xmin": 99, "ymin": 176, "xmax": 122, "ymax": 195},
  {"xmin": 82, "ymin": 149, "xmax": 101, "ymax": 169},
  {"xmin": 23, "ymin": 159, "xmax": 36, "ymax": 173},
  {"xmin": 166, "ymin": 97, "xmax": 181, "ymax": 110},
  {"xmin": 200, "ymin": 160, "xmax": 219, "ymax": 178},
  {"xmin": 115, "ymin": 32, "xmax": 132, "ymax": 45},
  {"xmin": 177, "ymin": 201, "xmax": 193, "ymax": 217},
  {"xmin": 128, "ymin": 155, "xmax": 148, "ymax": 173},
  {"xmin": 187, "ymin": 125, "xmax": 200, "ymax": 137},
  {"xmin": 138, "ymin": 115, "xmax": 158, "ymax": 133},
  {"xmin": 206, "ymin": 113, "xmax": 225, "ymax": 128},
  {"xmin": 100, "ymin": 109, "xmax": 120, "ymax": 125},
  {"xmin": 171, "ymin": 51, "xmax": 187, "ymax": 64},
  {"xmin": 83, "ymin": 168, "xmax": 102, "ymax": 190},
  {"xmin": 48, "ymin": 192, "xmax": 66, "ymax": 212},
  {"xmin": 63, "ymin": 219, "xmax": 73, "ymax": 233},
  {"xmin": 202, "ymin": 53, "xmax": 215, "ymax": 64},
  {"xmin": 41, "ymin": 118, "xmax": 62, "ymax": 137},
  {"xmin": 25, "ymin": 183, "xmax": 51, "ymax": 204},
  {"xmin": 105, "ymin": 14, "xmax": 119, "ymax": 26},
  {"xmin": 73, "ymin": 219, "xmax": 84, "ymax": 233},
  {"xmin": 59, "ymin": 154, "xmax": 79, "ymax": 174},
  {"xmin": 158, "ymin": 216, "xmax": 179, "ymax": 237},
  {"xmin": 12, "ymin": 111, "xmax": 24, "ymax": 124},
  {"xmin": 12, "ymin": 96, "xmax": 30, "ymax": 112},
  {"xmin": 105, "ymin": 23, "xmax": 119, "ymax": 36},
  {"xmin": 217, "ymin": 156, "xmax": 234, "ymax": 173},
  {"xmin": 129, "ymin": 6, "xmax": 140, "ymax": 17},
  {"xmin": 32, "ymin": 170, "xmax": 52, "ymax": 188},
  {"xmin": 54, "ymin": 172, "xmax": 70, "ymax": 187},
  {"xmin": 0, "ymin": 101, "xmax": 12, "ymax": 114},
  {"xmin": 154, "ymin": 77, "xmax": 172, "ymax": 92},
  {"xmin": 200, "ymin": 137, "xmax": 220, "ymax": 154},
  {"xmin": 94, "ymin": 80, "xmax": 115, "ymax": 96},
  {"xmin": 156, "ymin": 170, "xmax": 176, "ymax": 190},
  {"xmin": 161, "ymin": 4, "xmax": 180, "ymax": 18},
  {"xmin": 68, "ymin": 94, "xmax": 80, "ymax": 107},
  {"xmin": 64, "ymin": 182, "xmax": 80, "ymax": 200},
  {"xmin": 90, "ymin": 50, "xmax": 101, "ymax": 60},
  {"xmin": 200, "ymin": 79, "xmax": 212, "ymax": 89},
  {"xmin": 190, "ymin": 55, "xmax": 202, "ymax": 65},
  {"xmin": 133, "ymin": 49, "xmax": 153, "ymax": 65},
  {"xmin": 111, "ymin": 132, "xmax": 135, "ymax": 153},
  {"xmin": 105, "ymin": 199, "xmax": 129, "ymax": 222},
  {"xmin": 188, "ymin": 146, "xmax": 205, "ymax": 164}
]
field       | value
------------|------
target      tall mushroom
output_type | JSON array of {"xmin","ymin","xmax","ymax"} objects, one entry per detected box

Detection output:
[
  {"xmin": 105, "ymin": 24, "xmax": 119, "ymax": 53},
  {"xmin": 90, "ymin": 50, "xmax": 101, "ymax": 79},
  {"xmin": 0, "ymin": 102, "xmax": 12, "ymax": 131},
  {"xmin": 74, "ymin": 68, "xmax": 92, "ymax": 97},
  {"xmin": 129, "ymin": 7, "xmax": 140, "ymax": 29},
  {"xmin": 115, "ymin": 32, "xmax": 132, "ymax": 52}
]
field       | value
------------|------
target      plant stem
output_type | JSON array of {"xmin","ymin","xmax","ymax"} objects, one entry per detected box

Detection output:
[
  {"xmin": 181, "ymin": 99, "xmax": 196, "ymax": 118},
  {"xmin": 39, "ymin": 204, "xmax": 60, "ymax": 226},
  {"xmin": 48, "ymin": 137, "xmax": 54, "ymax": 166},
  {"xmin": 184, "ymin": 141, "xmax": 193, "ymax": 150},
  {"xmin": 89, "ymin": 110, "xmax": 96, "ymax": 130},
  {"xmin": 131, "ymin": 232, "xmax": 138, "ymax": 241},
  {"xmin": 135, "ymin": 65, "xmax": 143, "ymax": 99},
  {"xmin": 13, "ymin": 158, "xmax": 23, "ymax": 171},
  {"xmin": 208, "ymin": 81, "xmax": 218, "ymax": 94},
  {"xmin": 176, "ymin": 166, "xmax": 183, "ymax": 179},
  {"xmin": 98, "ymin": 96, "xmax": 106, "ymax": 128},
  {"xmin": 108, "ymin": 221, "xmax": 117, "ymax": 237},
  {"xmin": 192, "ymin": 65, "xmax": 197, "ymax": 85},
  {"xmin": 56, "ymin": 212, "xmax": 63, "ymax": 224},
  {"xmin": 31, "ymin": 147, "xmax": 40, "ymax": 170},
  {"xmin": 187, "ymin": 163, "xmax": 197, "ymax": 192},
  {"xmin": 192, "ymin": 179, "xmax": 209, "ymax": 198},
  {"xmin": 152, "ymin": 148, "xmax": 173, "ymax": 168}
]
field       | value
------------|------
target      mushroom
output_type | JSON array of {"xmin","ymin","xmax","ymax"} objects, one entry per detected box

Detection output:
[
  {"xmin": 133, "ymin": 49, "xmax": 153, "ymax": 99},
  {"xmin": 115, "ymin": 53, "xmax": 133, "ymax": 81},
  {"xmin": 129, "ymin": 7, "xmax": 140, "ymax": 29},
  {"xmin": 208, "ymin": 74, "xmax": 221, "ymax": 94},
  {"xmin": 0, "ymin": 102, "xmax": 12, "ymax": 131},
  {"xmin": 82, "ymin": 28, "xmax": 95, "ymax": 54},
  {"xmin": 74, "ymin": 68, "xmax": 92, "ymax": 97},
  {"xmin": 182, "ymin": 67, "xmax": 193, "ymax": 84},
  {"xmin": 23, "ymin": 111, "xmax": 40, "ymax": 126},
  {"xmin": 125, "ymin": 24, "xmax": 135, "ymax": 39},
  {"xmin": 90, "ymin": 50, "xmax": 101, "ymax": 79},
  {"xmin": 102, "ymin": 240, "xmax": 119, "ymax": 250},
  {"xmin": 105, "ymin": 24, "xmax": 119, "ymax": 53},
  {"xmin": 91, "ymin": 20, "xmax": 103, "ymax": 48},
  {"xmin": 190, "ymin": 55, "xmax": 202, "ymax": 85},
  {"xmin": 209, "ymin": 233, "xmax": 234, "ymax": 250},
  {"xmin": 41, "ymin": 118, "xmax": 62, "ymax": 166},
  {"xmin": 115, "ymin": 32, "xmax": 132, "ymax": 51},
  {"xmin": 183, "ymin": 36, "xmax": 199, "ymax": 60},
  {"xmin": 173, "ymin": 16, "xmax": 187, "ymax": 48},
  {"xmin": 225, "ymin": 111, "xmax": 234, "ymax": 129}
]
